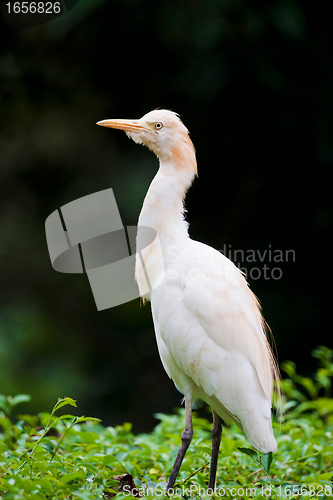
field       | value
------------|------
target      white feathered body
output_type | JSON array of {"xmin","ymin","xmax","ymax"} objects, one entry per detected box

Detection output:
[{"xmin": 136, "ymin": 161, "xmax": 277, "ymax": 453}]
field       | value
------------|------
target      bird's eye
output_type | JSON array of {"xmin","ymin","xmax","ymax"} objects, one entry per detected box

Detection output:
[{"xmin": 154, "ymin": 122, "xmax": 163, "ymax": 130}]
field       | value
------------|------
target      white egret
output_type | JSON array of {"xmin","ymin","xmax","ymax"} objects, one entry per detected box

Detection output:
[{"xmin": 97, "ymin": 110, "xmax": 279, "ymax": 490}]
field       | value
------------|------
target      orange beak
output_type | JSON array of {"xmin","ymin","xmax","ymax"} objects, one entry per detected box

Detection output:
[{"xmin": 96, "ymin": 118, "xmax": 150, "ymax": 133}]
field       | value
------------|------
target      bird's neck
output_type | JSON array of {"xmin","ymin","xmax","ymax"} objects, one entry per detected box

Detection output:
[
  {"xmin": 138, "ymin": 151, "xmax": 197, "ymax": 242},
  {"xmin": 135, "ymin": 141, "xmax": 197, "ymax": 298}
]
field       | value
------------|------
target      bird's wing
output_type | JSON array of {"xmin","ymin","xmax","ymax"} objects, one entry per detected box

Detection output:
[
  {"xmin": 160, "ymin": 240, "xmax": 278, "ymax": 405},
  {"xmin": 188, "ymin": 241, "xmax": 276, "ymax": 398},
  {"xmin": 152, "ymin": 239, "xmax": 279, "ymax": 451}
]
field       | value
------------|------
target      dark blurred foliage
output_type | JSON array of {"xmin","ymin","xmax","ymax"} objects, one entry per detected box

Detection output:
[{"xmin": 0, "ymin": 0, "xmax": 332, "ymax": 431}]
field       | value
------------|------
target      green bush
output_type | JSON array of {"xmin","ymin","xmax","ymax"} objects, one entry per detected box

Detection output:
[{"xmin": 0, "ymin": 347, "xmax": 332, "ymax": 499}]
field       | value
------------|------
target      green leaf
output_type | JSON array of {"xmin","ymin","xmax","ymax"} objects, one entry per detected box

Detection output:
[
  {"xmin": 53, "ymin": 397, "xmax": 77, "ymax": 413},
  {"xmin": 59, "ymin": 470, "xmax": 85, "ymax": 485},
  {"xmin": 12, "ymin": 394, "xmax": 31, "ymax": 406},
  {"xmin": 0, "ymin": 395, "xmax": 10, "ymax": 414},
  {"xmin": 238, "ymin": 447, "xmax": 258, "ymax": 461},
  {"xmin": 54, "ymin": 414, "xmax": 77, "ymax": 423},
  {"xmin": 260, "ymin": 452, "xmax": 273, "ymax": 473},
  {"xmin": 34, "ymin": 477, "xmax": 55, "ymax": 495},
  {"xmin": 74, "ymin": 492, "xmax": 95, "ymax": 500},
  {"xmin": 74, "ymin": 416, "xmax": 101, "ymax": 425},
  {"xmin": 102, "ymin": 455, "xmax": 121, "ymax": 467},
  {"xmin": 318, "ymin": 444, "xmax": 333, "ymax": 454},
  {"xmin": 40, "ymin": 441, "xmax": 55, "ymax": 454},
  {"xmin": 313, "ymin": 472, "xmax": 333, "ymax": 482}
]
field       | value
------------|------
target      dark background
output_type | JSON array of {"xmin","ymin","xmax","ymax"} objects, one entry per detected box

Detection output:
[{"xmin": 0, "ymin": 0, "xmax": 331, "ymax": 431}]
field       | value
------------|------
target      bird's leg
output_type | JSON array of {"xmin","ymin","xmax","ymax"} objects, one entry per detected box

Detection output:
[
  {"xmin": 208, "ymin": 410, "xmax": 222, "ymax": 490},
  {"xmin": 166, "ymin": 397, "xmax": 193, "ymax": 492}
]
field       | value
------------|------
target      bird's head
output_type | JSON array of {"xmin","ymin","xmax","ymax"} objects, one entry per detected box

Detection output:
[{"xmin": 97, "ymin": 109, "xmax": 197, "ymax": 175}]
